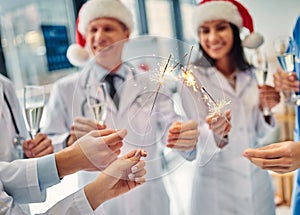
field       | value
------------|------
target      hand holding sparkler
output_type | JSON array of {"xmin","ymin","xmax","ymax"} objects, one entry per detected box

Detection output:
[
  {"xmin": 206, "ymin": 109, "xmax": 231, "ymax": 149},
  {"xmin": 167, "ymin": 120, "xmax": 199, "ymax": 151}
]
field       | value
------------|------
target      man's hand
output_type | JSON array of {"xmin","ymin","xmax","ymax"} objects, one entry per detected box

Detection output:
[
  {"xmin": 167, "ymin": 120, "xmax": 199, "ymax": 151},
  {"xmin": 23, "ymin": 133, "xmax": 53, "ymax": 158},
  {"xmin": 67, "ymin": 117, "xmax": 106, "ymax": 146},
  {"xmin": 55, "ymin": 129, "xmax": 127, "ymax": 177}
]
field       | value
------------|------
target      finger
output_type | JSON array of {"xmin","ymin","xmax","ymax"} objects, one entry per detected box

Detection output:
[
  {"xmin": 31, "ymin": 139, "xmax": 53, "ymax": 155},
  {"xmin": 89, "ymin": 129, "xmax": 116, "ymax": 137},
  {"xmin": 167, "ymin": 143, "xmax": 196, "ymax": 151},
  {"xmin": 267, "ymin": 167, "xmax": 292, "ymax": 174},
  {"xmin": 167, "ymin": 139, "xmax": 197, "ymax": 150},
  {"xmin": 96, "ymin": 123, "xmax": 107, "ymax": 130},
  {"xmin": 75, "ymin": 117, "xmax": 99, "ymax": 128},
  {"xmin": 101, "ymin": 129, "xmax": 127, "ymax": 146},
  {"xmin": 128, "ymin": 169, "xmax": 147, "ymax": 181},
  {"xmin": 122, "ymin": 149, "xmax": 147, "ymax": 160},
  {"xmin": 131, "ymin": 160, "xmax": 146, "ymax": 173},
  {"xmin": 73, "ymin": 123, "xmax": 96, "ymax": 133},
  {"xmin": 168, "ymin": 129, "xmax": 199, "ymax": 141},
  {"xmin": 22, "ymin": 140, "xmax": 34, "ymax": 150},
  {"xmin": 108, "ymin": 141, "xmax": 123, "ymax": 153},
  {"xmin": 31, "ymin": 133, "xmax": 48, "ymax": 146},
  {"xmin": 34, "ymin": 145, "xmax": 54, "ymax": 157},
  {"xmin": 169, "ymin": 120, "xmax": 198, "ymax": 134},
  {"xmin": 243, "ymin": 146, "xmax": 283, "ymax": 159},
  {"xmin": 134, "ymin": 177, "xmax": 146, "ymax": 184}
]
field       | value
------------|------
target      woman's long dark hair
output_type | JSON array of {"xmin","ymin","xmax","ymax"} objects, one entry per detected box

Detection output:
[{"xmin": 196, "ymin": 23, "xmax": 251, "ymax": 71}]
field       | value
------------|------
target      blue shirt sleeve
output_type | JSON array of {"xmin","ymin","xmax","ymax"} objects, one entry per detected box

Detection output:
[{"xmin": 37, "ymin": 154, "xmax": 60, "ymax": 191}]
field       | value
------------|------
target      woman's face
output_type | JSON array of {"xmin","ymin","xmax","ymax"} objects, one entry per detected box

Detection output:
[{"xmin": 198, "ymin": 20, "xmax": 234, "ymax": 61}]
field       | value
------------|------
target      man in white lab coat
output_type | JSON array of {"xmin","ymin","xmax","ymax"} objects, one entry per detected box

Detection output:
[
  {"xmin": 0, "ymin": 74, "xmax": 53, "ymax": 161},
  {"xmin": 0, "ymin": 129, "xmax": 147, "ymax": 215},
  {"xmin": 42, "ymin": 0, "xmax": 199, "ymax": 214}
]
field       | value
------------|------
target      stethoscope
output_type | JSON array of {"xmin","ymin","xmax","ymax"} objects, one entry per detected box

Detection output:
[{"xmin": 2, "ymin": 91, "xmax": 25, "ymax": 150}]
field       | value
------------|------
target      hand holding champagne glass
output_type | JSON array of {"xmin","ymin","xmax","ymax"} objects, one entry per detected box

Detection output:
[
  {"xmin": 24, "ymin": 85, "xmax": 45, "ymax": 139},
  {"xmin": 273, "ymin": 36, "xmax": 299, "ymax": 105},
  {"xmin": 251, "ymin": 49, "xmax": 271, "ymax": 116},
  {"xmin": 87, "ymin": 82, "xmax": 108, "ymax": 126}
]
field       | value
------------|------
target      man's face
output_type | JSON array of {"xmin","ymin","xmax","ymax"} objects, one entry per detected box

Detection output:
[{"xmin": 85, "ymin": 17, "xmax": 130, "ymax": 59}]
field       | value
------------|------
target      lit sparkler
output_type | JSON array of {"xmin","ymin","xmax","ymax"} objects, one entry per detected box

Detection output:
[
  {"xmin": 135, "ymin": 54, "xmax": 186, "ymax": 156},
  {"xmin": 178, "ymin": 46, "xmax": 231, "ymax": 124},
  {"xmin": 200, "ymin": 87, "xmax": 231, "ymax": 124}
]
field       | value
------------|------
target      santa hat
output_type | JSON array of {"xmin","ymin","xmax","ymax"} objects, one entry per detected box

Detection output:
[
  {"xmin": 67, "ymin": 0, "xmax": 134, "ymax": 67},
  {"xmin": 193, "ymin": 0, "xmax": 264, "ymax": 49}
]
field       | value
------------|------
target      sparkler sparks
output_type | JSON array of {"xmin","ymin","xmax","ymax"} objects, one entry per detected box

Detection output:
[
  {"xmin": 177, "ymin": 46, "xmax": 231, "ymax": 123},
  {"xmin": 200, "ymin": 87, "xmax": 231, "ymax": 123}
]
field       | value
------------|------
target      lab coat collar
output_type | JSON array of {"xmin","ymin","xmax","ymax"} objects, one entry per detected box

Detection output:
[
  {"xmin": 200, "ymin": 67, "xmax": 254, "ymax": 98},
  {"xmin": 78, "ymin": 62, "xmax": 139, "ymax": 114}
]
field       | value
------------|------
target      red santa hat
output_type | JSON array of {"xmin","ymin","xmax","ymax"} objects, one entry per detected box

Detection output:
[
  {"xmin": 193, "ymin": 0, "xmax": 264, "ymax": 49},
  {"xmin": 67, "ymin": 0, "xmax": 134, "ymax": 67}
]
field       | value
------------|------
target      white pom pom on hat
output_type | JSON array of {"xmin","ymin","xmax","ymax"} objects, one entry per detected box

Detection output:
[
  {"xmin": 192, "ymin": 0, "xmax": 264, "ymax": 49},
  {"xmin": 67, "ymin": 0, "xmax": 134, "ymax": 67}
]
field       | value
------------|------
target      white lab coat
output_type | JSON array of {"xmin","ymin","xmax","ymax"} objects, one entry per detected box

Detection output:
[
  {"xmin": 0, "ymin": 159, "xmax": 101, "ymax": 215},
  {"xmin": 182, "ymin": 67, "xmax": 276, "ymax": 215},
  {"xmin": 42, "ymin": 63, "xmax": 186, "ymax": 215},
  {"xmin": 0, "ymin": 75, "xmax": 28, "ymax": 162}
]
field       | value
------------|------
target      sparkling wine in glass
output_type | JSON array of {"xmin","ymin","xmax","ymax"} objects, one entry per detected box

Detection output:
[
  {"xmin": 24, "ymin": 85, "xmax": 45, "ymax": 139},
  {"xmin": 273, "ymin": 36, "xmax": 299, "ymax": 105},
  {"xmin": 87, "ymin": 82, "xmax": 108, "ymax": 125},
  {"xmin": 251, "ymin": 49, "xmax": 271, "ymax": 116}
]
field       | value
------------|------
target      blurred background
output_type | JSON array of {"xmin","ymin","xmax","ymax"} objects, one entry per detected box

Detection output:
[{"xmin": 0, "ymin": 0, "xmax": 299, "ymax": 214}]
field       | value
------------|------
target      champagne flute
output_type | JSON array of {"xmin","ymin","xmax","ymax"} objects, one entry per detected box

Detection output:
[
  {"xmin": 273, "ymin": 36, "xmax": 299, "ymax": 105},
  {"xmin": 86, "ymin": 82, "xmax": 108, "ymax": 126},
  {"xmin": 24, "ymin": 85, "xmax": 45, "ymax": 139},
  {"xmin": 251, "ymin": 49, "xmax": 271, "ymax": 116}
]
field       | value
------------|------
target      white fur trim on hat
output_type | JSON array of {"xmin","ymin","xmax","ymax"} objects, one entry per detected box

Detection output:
[
  {"xmin": 66, "ymin": 44, "xmax": 90, "ymax": 67},
  {"xmin": 78, "ymin": 0, "xmax": 134, "ymax": 36},
  {"xmin": 192, "ymin": 1, "xmax": 243, "ymax": 32},
  {"xmin": 242, "ymin": 32, "xmax": 264, "ymax": 49}
]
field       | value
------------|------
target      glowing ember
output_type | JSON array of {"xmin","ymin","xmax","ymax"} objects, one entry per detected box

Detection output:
[{"xmin": 180, "ymin": 69, "xmax": 198, "ymax": 92}]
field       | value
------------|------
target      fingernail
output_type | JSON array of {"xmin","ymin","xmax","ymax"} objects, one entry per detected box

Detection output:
[
  {"xmin": 128, "ymin": 173, "xmax": 135, "ymax": 180},
  {"xmin": 243, "ymin": 152, "xmax": 248, "ymax": 157},
  {"xmin": 135, "ymin": 177, "xmax": 143, "ymax": 183},
  {"xmin": 289, "ymin": 76, "xmax": 295, "ymax": 81},
  {"xmin": 131, "ymin": 166, "xmax": 138, "ymax": 173},
  {"xmin": 117, "ymin": 129, "xmax": 127, "ymax": 138}
]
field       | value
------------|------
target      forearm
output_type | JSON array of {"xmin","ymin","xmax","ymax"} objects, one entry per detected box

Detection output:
[
  {"xmin": 83, "ymin": 178, "xmax": 107, "ymax": 210},
  {"xmin": 55, "ymin": 145, "xmax": 89, "ymax": 178}
]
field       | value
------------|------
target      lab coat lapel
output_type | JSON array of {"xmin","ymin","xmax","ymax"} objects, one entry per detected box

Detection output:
[
  {"xmin": 235, "ymin": 70, "xmax": 253, "ymax": 98},
  {"xmin": 117, "ymin": 70, "xmax": 141, "ymax": 116},
  {"xmin": 203, "ymin": 67, "xmax": 236, "ymax": 98},
  {"xmin": 78, "ymin": 64, "xmax": 118, "ymax": 114}
]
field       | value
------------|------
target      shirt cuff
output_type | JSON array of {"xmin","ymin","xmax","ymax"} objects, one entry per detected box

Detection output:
[{"xmin": 37, "ymin": 154, "xmax": 60, "ymax": 191}]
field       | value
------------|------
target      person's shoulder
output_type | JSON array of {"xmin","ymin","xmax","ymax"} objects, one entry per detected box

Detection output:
[
  {"xmin": 0, "ymin": 74, "xmax": 13, "ymax": 88},
  {"xmin": 53, "ymin": 72, "xmax": 81, "ymax": 88}
]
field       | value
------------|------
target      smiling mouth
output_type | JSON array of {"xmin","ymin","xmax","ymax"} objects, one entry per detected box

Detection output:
[{"xmin": 94, "ymin": 45, "xmax": 114, "ymax": 54}]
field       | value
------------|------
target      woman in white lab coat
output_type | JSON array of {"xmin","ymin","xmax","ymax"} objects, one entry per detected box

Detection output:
[
  {"xmin": 42, "ymin": 1, "xmax": 199, "ymax": 214},
  {"xmin": 182, "ymin": 1, "xmax": 280, "ymax": 214}
]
